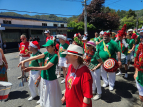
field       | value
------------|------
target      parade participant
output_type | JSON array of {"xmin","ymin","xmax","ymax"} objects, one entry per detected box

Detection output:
[
  {"xmin": 73, "ymin": 33, "xmax": 83, "ymax": 47},
  {"xmin": 44, "ymin": 29, "xmax": 53, "ymax": 42},
  {"xmin": 18, "ymin": 34, "xmax": 30, "ymax": 79},
  {"xmin": 86, "ymin": 41, "xmax": 103, "ymax": 100},
  {"xmin": 24, "ymin": 41, "xmax": 42, "ymax": 102},
  {"xmin": 0, "ymin": 48, "xmax": 8, "ymax": 81},
  {"xmin": 93, "ymin": 32, "xmax": 99, "ymax": 43},
  {"xmin": 98, "ymin": 32, "xmax": 121, "ymax": 91},
  {"xmin": 96, "ymin": 31, "xmax": 104, "ymax": 45},
  {"xmin": 116, "ymin": 24, "xmax": 129, "ymax": 78},
  {"xmin": 61, "ymin": 44, "xmax": 93, "ymax": 107},
  {"xmin": 134, "ymin": 31, "xmax": 143, "ymax": 106},
  {"xmin": 18, "ymin": 40, "xmax": 62, "ymax": 107},
  {"xmin": 127, "ymin": 33, "xmax": 135, "ymax": 68},
  {"xmin": 57, "ymin": 34, "xmax": 69, "ymax": 84},
  {"xmin": 111, "ymin": 32, "xmax": 116, "ymax": 41},
  {"xmin": 128, "ymin": 29, "xmax": 137, "ymax": 40}
]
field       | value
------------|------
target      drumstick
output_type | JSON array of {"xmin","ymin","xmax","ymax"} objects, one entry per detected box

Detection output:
[{"xmin": 0, "ymin": 87, "xmax": 11, "ymax": 91}]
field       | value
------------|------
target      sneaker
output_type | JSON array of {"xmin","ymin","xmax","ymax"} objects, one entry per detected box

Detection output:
[
  {"xmin": 62, "ymin": 89, "xmax": 66, "ymax": 94},
  {"xmin": 17, "ymin": 75, "xmax": 23, "ymax": 79},
  {"xmin": 92, "ymin": 90, "xmax": 96, "ymax": 95},
  {"xmin": 61, "ymin": 79, "xmax": 65, "ymax": 84},
  {"xmin": 36, "ymin": 99, "xmax": 41, "ymax": 104},
  {"xmin": 102, "ymin": 83, "xmax": 108, "ymax": 88},
  {"xmin": 57, "ymin": 74, "xmax": 60, "ymax": 78},
  {"xmin": 116, "ymin": 71, "xmax": 122, "ymax": 76},
  {"xmin": 93, "ymin": 94, "xmax": 101, "ymax": 100},
  {"xmin": 109, "ymin": 86, "xmax": 114, "ymax": 91},
  {"xmin": 28, "ymin": 96, "xmax": 36, "ymax": 101},
  {"xmin": 124, "ymin": 73, "xmax": 128, "ymax": 78}
]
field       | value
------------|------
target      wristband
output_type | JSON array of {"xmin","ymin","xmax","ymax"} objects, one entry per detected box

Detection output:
[{"xmin": 82, "ymin": 102, "xmax": 90, "ymax": 107}]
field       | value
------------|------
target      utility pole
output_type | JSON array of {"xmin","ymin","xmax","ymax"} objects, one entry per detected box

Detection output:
[
  {"xmin": 84, "ymin": 0, "xmax": 87, "ymax": 34},
  {"xmin": 136, "ymin": 12, "xmax": 139, "ymax": 32}
]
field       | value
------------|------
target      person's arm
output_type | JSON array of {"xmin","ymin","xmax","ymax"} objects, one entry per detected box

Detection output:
[
  {"xmin": 130, "ymin": 44, "xmax": 135, "ymax": 52},
  {"xmin": 0, "ymin": 48, "xmax": 8, "ymax": 69},
  {"xmin": 91, "ymin": 58, "xmax": 103, "ymax": 71},
  {"xmin": 37, "ymin": 62, "xmax": 42, "ymax": 80},
  {"xmin": 18, "ymin": 54, "xmax": 45, "ymax": 68},
  {"xmin": 117, "ymin": 51, "xmax": 121, "ymax": 67},
  {"xmin": 96, "ymin": 39, "xmax": 103, "ymax": 45},
  {"xmin": 134, "ymin": 68, "xmax": 138, "ymax": 80},
  {"xmin": 24, "ymin": 62, "xmax": 54, "ymax": 72}
]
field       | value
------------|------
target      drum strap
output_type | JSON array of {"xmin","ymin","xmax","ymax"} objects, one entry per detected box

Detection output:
[{"xmin": 103, "ymin": 41, "xmax": 111, "ymax": 58}]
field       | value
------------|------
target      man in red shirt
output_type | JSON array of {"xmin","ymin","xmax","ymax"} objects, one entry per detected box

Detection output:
[
  {"xmin": 128, "ymin": 29, "xmax": 137, "ymax": 40},
  {"xmin": 44, "ymin": 30, "xmax": 53, "ymax": 42},
  {"xmin": 18, "ymin": 34, "xmax": 30, "ymax": 79}
]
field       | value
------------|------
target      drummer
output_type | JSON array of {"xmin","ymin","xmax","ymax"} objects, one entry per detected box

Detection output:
[
  {"xmin": 134, "ymin": 31, "xmax": 143, "ymax": 106},
  {"xmin": 116, "ymin": 24, "xmax": 129, "ymax": 78},
  {"xmin": 98, "ymin": 32, "xmax": 121, "ymax": 91},
  {"xmin": 86, "ymin": 41, "xmax": 103, "ymax": 100},
  {"xmin": 127, "ymin": 33, "xmax": 135, "ymax": 68}
]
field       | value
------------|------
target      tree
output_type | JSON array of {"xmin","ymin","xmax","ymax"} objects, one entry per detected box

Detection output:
[
  {"xmin": 67, "ymin": 21, "xmax": 96, "ymax": 32},
  {"xmin": 126, "ymin": 9, "xmax": 137, "ymax": 18},
  {"xmin": 78, "ymin": 0, "xmax": 120, "ymax": 30}
]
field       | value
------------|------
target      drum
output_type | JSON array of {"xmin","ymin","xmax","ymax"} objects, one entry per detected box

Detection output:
[
  {"xmin": 103, "ymin": 58, "xmax": 119, "ymax": 72},
  {"xmin": 0, "ymin": 81, "xmax": 12, "ymax": 100},
  {"xmin": 116, "ymin": 53, "xmax": 126, "ymax": 65}
]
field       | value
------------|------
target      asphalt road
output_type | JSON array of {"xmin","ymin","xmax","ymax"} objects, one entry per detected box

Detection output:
[{"xmin": 0, "ymin": 48, "xmax": 141, "ymax": 107}]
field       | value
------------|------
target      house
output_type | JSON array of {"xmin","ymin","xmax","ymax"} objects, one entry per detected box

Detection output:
[{"xmin": 0, "ymin": 15, "xmax": 72, "ymax": 50}]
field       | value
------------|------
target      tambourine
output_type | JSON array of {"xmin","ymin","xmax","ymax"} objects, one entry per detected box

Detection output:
[{"xmin": 103, "ymin": 58, "xmax": 119, "ymax": 72}]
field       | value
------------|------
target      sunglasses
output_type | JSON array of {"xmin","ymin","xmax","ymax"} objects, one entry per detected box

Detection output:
[
  {"xmin": 21, "ymin": 38, "xmax": 25, "ymax": 40},
  {"xmin": 87, "ymin": 44, "xmax": 91, "ymax": 47}
]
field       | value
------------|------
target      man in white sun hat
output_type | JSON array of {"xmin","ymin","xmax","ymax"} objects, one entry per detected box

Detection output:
[
  {"xmin": 57, "ymin": 34, "xmax": 69, "ymax": 84},
  {"xmin": 44, "ymin": 29, "xmax": 53, "ymax": 42}
]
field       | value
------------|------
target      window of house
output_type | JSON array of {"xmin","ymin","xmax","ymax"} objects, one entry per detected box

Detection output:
[
  {"xmin": 42, "ymin": 23, "xmax": 47, "ymax": 26},
  {"xmin": 61, "ymin": 24, "xmax": 64, "ymax": 28},
  {"xmin": 3, "ymin": 20, "xmax": 11, "ymax": 24},
  {"xmin": 53, "ymin": 24, "xmax": 57, "ymax": 27}
]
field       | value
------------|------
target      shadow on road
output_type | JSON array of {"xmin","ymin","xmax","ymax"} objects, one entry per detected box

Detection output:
[{"xmin": 5, "ymin": 90, "xmax": 29, "ymax": 102}]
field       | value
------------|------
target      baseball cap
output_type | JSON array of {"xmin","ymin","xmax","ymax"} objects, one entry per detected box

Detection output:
[{"xmin": 42, "ymin": 40, "xmax": 55, "ymax": 47}]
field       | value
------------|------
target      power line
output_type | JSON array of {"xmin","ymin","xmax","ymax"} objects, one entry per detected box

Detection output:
[
  {"xmin": 107, "ymin": 0, "xmax": 121, "ymax": 5},
  {"xmin": 0, "ymin": 9, "xmax": 79, "ymax": 17},
  {"xmin": 61, "ymin": 0, "xmax": 82, "ymax": 2}
]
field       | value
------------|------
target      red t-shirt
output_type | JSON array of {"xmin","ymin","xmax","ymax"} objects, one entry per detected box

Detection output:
[
  {"xmin": 66, "ymin": 40, "xmax": 70, "ymax": 45},
  {"xmin": 20, "ymin": 42, "xmax": 30, "ymax": 57},
  {"xmin": 65, "ymin": 64, "xmax": 93, "ymax": 107},
  {"xmin": 46, "ymin": 36, "xmax": 53, "ymax": 42},
  {"xmin": 131, "ymin": 33, "xmax": 137, "ymax": 40},
  {"xmin": 54, "ymin": 43, "xmax": 59, "ymax": 54}
]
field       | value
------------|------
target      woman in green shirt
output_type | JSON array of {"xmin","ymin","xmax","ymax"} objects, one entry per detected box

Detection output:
[{"xmin": 18, "ymin": 40, "xmax": 62, "ymax": 107}]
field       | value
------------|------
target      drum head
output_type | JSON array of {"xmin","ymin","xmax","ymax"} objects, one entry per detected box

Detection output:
[
  {"xmin": 104, "ymin": 59, "xmax": 115, "ymax": 69},
  {"xmin": 0, "ymin": 81, "xmax": 12, "ymax": 87}
]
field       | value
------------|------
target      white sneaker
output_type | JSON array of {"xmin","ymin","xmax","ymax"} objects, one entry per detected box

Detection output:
[
  {"xmin": 92, "ymin": 90, "xmax": 96, "ymax": 95},
  {"xmin": 93, "ymin": 94, "xmax": 101, "ymax": 100},
  {"xmin": 109, "ymin": 86, "xmax": 114, "ymax": 91},
  {"xmin": 36, "ymin": 99, "xmax": 40, "ymax": 104},
  {"xmin": 124, "ymin": 73, "xmax": 128, "ymax": 78},
  {"xmin": 57, "ymin": 74, "xmax": 60, "ymax": 78},
  {"xmin": 116, "ymin": 71, "xmax": 122, "ymax": 76},
  {"xmin": 61, "ymin": 79, "xmax": 65, "ymax": 84},
  {"xmin": 102, "ymin": 83, "xmax": 108, "ymax": 88},
  {"xmin": 62, "ymin": 89, "xmax": 66, "ymax": 94},
  {"xmin": 28, "ymin": 96, "xmax": 36, "ymax": 101}
]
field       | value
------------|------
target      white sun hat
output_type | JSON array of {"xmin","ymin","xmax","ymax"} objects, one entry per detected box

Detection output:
[
  {"xmin": 62, "ymin": 44, "xmax": 83, "ymax": 57},
  {"xmin": 57, "ymin": 34, "xmax": 67, "ymax": 40},
  {"xmin": 128, "ymin": 29, "xmax": 133, "ymax": 32},
  {"xmin": 100, "ymin": 31, "xmax": 104, "ymax": 35},
  {"xmin": 44, "ymin": 29, "xmax": 50, "ymax": 33}
]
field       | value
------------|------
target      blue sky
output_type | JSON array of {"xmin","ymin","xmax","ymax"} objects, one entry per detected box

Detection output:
[{"xmin": 0, "ymin": 0, "xmax": 143, "ymax": 17}]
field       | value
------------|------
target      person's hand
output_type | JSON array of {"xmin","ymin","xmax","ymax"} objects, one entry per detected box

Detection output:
[
  {"xmin": 129, "ymin": 49, "xmax": 132, "ymax": 53},
  {"xmin": 37, "ymin": 76, "xmax": 41, "ymax": 81},
  {"xmin": 91, "ymin": 68, "xmax": 96, "ymax": 72},
  {"xmin": 23, "ymin": 67, "xmax": 32, "ymax": 72},
  {"xmin": 18, "ymin": 61, "xmax": 25, "ymax": 69},
  {"xmin": 5, "ymin": 64, "xmax": 8, "ymax": 70},
  {"xmin": 134, "ymin": 73, "xmax": 137, "ymax": 80},
  {"xmin": 118, "ymin": 61, "xmax": 122, "ymax": 67},
  {"xmin": 61, "ymin": 96, "xmax": 66, "ymax": 104}
]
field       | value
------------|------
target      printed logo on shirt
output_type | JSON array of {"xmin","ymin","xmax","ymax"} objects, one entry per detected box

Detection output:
[
  {"xmin": 67, "ymin": 73, "xmax": 76, "ymax": 89},
  {"xmin": 104, "ymin": 45, "xmax": 109, "ymax": 51},
  {"xmin": 21, "ymin": 45, "xmax": 25, "ymax": 50},
  {"xmin": 44, "ymin": 57, "xmax": 49, "ymax": 66},
  {"xmin": 59, "ymin": 46, "xmax": 66, "ymax": 52}
]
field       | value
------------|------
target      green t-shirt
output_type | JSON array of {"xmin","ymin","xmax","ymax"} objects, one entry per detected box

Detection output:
[
  {"xmin": 96, "ymin": 36, "xmax": 103, "ymax": 51},
  {"xmin": 98, "ymin": 39, "xmax": 120, "ymax": 62},
  {"xmin": 118, "ymin": 39, "xmax": 128, "ymax": 55},
  {"xmin": 127, "ymin": 39, "xmax": 135, "ymax": 49},
  {"xmin": 134, "ymin": 44, "xmax": 139, "ymax": 57},
  {"xmin": 91, "ymin": 52, "xmax": 101, "ymax": 69},
  {"xmin": 59, "ymin": 43, "xmax": 69, "ymax": 57},
  {"xmin": 29, "ymin": 51, "xmax": 43, "ymax": 71},
  {"xmin": 93, "ymin": 37, "xmax": 97, "ymax": 43},
  {"xmin": 112, "ymin": 37, "xmax": 116, "ymax": 41},
  {"xmin": 41, "ymin": 52, "xmax": 58, "ymax": 81}
]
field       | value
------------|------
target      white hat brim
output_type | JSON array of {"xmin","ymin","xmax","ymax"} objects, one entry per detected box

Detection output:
[{"xmin": 62, "ymin": 51, "xmax": 83, "ymax": 57}]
